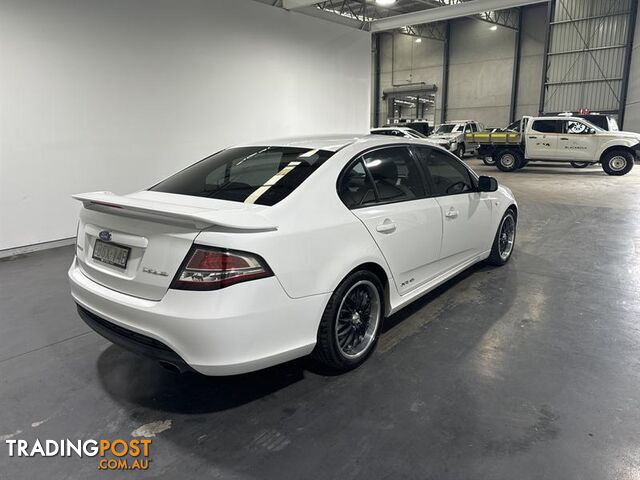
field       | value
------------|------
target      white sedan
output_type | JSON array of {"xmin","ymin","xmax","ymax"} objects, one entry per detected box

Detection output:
[{"xmin": 68, "ymin": 134, "xmax": 517, "ymax": 375}]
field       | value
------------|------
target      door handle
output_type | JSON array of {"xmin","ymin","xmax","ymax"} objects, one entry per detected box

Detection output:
[
  {"xmin": 528, "ymin": 136, "xmax": 538, "ymax": 139},
  {"xmin": 560, "ymin": 137, "xmax": 569, "ymax": 140},
  {"xmin": 376, "ymin": 220, "xmax": 396, "ymax": 233},
  {"xmin": 445, "ymin": 209, "xmax": 459, "ymax": 219}
]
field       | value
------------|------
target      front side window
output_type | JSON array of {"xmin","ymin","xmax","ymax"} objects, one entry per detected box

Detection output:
[
  {"xmin": 531, "ymin": 119, "xmax": 561, "ymax": 133},
  {"xmin": 414, "ymin": 147, "xmax": 475, "ymax": 197},
  {"xmin": 565, "ymin": 121, "xmax": 591, "ymax": 134},
  {"xmin": 150, "ymin": 146, "xmax": 333, "ymax": 206}
]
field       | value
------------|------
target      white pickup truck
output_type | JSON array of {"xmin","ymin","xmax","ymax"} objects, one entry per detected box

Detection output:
[{"xmin": 467, "ymin": 116, "xmax": 640, "ymax": 176}]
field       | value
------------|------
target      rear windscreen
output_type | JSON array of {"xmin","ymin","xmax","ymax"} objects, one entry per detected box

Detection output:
[{"xmin": 150, "ymin": 146, "xmax": 334, "ymax": 206}]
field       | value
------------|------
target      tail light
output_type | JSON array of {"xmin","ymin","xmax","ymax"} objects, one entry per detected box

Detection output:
[{"xmin": 170, "ymin": 246, "xmax": 273, "ymax": 291}]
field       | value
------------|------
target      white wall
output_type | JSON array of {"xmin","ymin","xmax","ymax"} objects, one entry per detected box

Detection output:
[{"xmin": 0, "ymin": 0, "xmax": 371, "ymax": 251}]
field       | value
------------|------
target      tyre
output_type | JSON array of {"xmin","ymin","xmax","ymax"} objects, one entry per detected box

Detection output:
[
  {"xmin": 570, "ymin": 161, "xmax": 590, "ymax": 168},
  {"xmin": 482, "ymin": 156, "xmax": 496, "ymax": 166},
  {"xmin": 313, "ymin": 270, "xmax": 384, "ymax": 371},
  {"xmin": 456, "ymin": 144, "xmax": 465, "ymax": 159},
  {"xmin": 601, "ymin": 149, "xmax": 634, "ymax": 176},
  {"xmin": 495, "ymin": 150, "xmax": 523, "ymax": 172},
  {"xmin": 486, "ymin": 209, "xmax": 517, "ymax": 266}
]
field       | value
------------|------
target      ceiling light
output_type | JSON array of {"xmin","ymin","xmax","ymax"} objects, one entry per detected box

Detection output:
[
  {"xmin": 415, "ymin": 38, "xmax": 422, "ymax": 43},
  {"xmin": 375, "ymin": 0, "xmax": 397, "ymax": 6},
  {"xmin": 490, "ymin": 25, "xmax": 498, "ymax": 31}
]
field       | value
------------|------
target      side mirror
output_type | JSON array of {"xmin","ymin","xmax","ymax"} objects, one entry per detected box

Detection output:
[{"xmin": 478, "ymin": 175, "xmax": 498, "ymax": 192}]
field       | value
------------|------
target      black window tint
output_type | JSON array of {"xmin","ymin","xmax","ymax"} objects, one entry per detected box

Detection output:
[
  {"xmin": 415, "ymin": 147, "xmax": 474, "ymax": 196},
  {"xmin": 150, "ymin": 146, "xmax": 333, "ymax": 206},
  {"xmin": 338, "ymin": 160, "xmax": 377, "ymax": 209},
  {"xmin": 532, "ymin": 119, "xmax": 561, "ymax": 133},
  {"xmin": 362, "ymin": 147, "xmax": 425, "ymax": 202}
]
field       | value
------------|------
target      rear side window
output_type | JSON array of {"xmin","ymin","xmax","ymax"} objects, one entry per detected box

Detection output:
[
  {"xmin": 338, "ymin": 160, "xmax": 377, "ymax": 209},
  {"xmin": 414, "ymin": 147, "xmax": 475, "ymax": 197},
  {"xmin": 363, "ymin": 147, "xmax": 425, "ymax": 202},
  {"xmin": 150, "ymin": 146, "xmax": 334, "ymax": 206},
  {"xmin": 338, "ymin": 146, "xmax": 425, "ymax": 208},
  {"xmin": 531, "ymin": 119, "xmax": 561, "ymax": 133}
]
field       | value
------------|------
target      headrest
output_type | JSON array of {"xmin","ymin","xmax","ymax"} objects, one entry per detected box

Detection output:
[{"xmin": 368, "ymin": 158, "xmax": 398, "ymax": 182}]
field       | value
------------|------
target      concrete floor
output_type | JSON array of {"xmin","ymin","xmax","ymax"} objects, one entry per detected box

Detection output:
[{"xmin": 2, "ymin": 159, "xmax": 640, "ymax": 479}]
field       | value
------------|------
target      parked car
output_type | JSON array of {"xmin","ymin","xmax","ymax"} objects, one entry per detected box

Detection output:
[
  {"xmin": 428, "ymin": 120, "xmax": 484, "ymax": 158},
  {"xmin": 371, "ymin": 126, "xmax": 428, "ymax": 139},
  {"xmin": 468, "ymin": 116, "xmax": 639, "ymax": 174},
  {"xmin": 403, "ymin": 120, "xmax": 431, "ymax": 136},
  {"xmin": 69, "ymin": 135, "xmax": 517, "ymax": 375}
]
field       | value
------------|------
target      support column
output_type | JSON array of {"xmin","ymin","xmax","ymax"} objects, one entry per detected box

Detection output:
[
  {"xmin": 441, "ymin": 21, "xmax": 450, "ymax": 123},
  {"xmin": 509, "ymin": 7, "xmax": 523, "ymax": 122},
  {"xmin": 619, "ymin": 0, "xmax": 639, "ymax": 129},
  {"xmin": 538, "ymin": 0, "xmax": 555, "ymax": 115}
]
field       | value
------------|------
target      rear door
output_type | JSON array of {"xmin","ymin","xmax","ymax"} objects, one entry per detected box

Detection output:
[
  {"xmin": 342, "ymin": 146, "xmax": 444, "ymax": 295},
  {"xmin": 413, "ymin": 146, "xmax": 493, "ymax": 268},
  {"xmin": 527, "ymin": 119, "xmax": 560, "ymax": 159}
]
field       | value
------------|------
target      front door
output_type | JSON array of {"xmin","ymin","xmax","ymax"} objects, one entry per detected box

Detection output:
[
  {"xmin": 339, "ymin": 146, "xmax": 444, "ymax": 295},
  {"xmin": 413, "ymin": 146, "xmax": 493, "ymax": 268},
  {"xmin": 557, "ymin": 120, "xmax": 598, "ymax": 161}
]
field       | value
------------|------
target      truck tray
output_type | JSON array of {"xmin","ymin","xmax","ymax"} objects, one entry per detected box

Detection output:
[{"xmin": 465, "ymin": 132, "xmax": 521, "ymax": 145}]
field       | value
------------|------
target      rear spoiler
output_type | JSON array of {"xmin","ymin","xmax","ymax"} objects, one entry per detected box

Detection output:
[{"xmin": 72, "ymin": 191, "xmax": 278, "ymax": 231}]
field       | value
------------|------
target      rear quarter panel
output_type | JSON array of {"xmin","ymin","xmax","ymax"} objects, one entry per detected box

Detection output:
[{"xmin": 194, "ymin": 146, "xmax": 393, "ymax": 299}]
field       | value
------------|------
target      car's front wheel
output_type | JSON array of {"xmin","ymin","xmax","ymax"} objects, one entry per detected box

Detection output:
[
  {"xmin": 486, "ymin": 209, "xmax": 517, "ymax": 266},
  {"xmin": 313, "ymin": 270, "xmax": 383, "ymax": 371},
  {"xmin": 456, "ymin": 144, "xmax": 465, "ymax": 159},
  {"xmin": 601, "ymin": 149, "xmax": 634, "ymax": 176},
  {"xmin": 482, "ymin": 156, "xmax": 496, "ymax": 166}
]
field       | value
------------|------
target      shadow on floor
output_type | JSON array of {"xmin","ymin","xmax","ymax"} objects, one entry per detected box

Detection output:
[{"xmin": 96, "ymin": 258, "xmax": 518, "ymax": 416}]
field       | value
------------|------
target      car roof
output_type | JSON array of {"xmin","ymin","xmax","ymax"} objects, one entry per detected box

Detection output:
[
  {"xmin": 244, "ymin": 134, "xmax": 430, "ymax": 152},
  {"xmin": 535, "ymin": 116, "xmax": 593, "ymax": 121},
  {"xmin": 245, "ymin": 134, "xmax": 366, "ymax": 152}
]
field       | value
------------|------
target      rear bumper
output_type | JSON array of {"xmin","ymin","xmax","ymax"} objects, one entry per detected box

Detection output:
[
  {"xmin": 68, "ymin": 257, "xmax": 330, "ymax": 375},
  {"xmin": 76, "ymin": 304, "xmax": 195, "ymax": 373}
]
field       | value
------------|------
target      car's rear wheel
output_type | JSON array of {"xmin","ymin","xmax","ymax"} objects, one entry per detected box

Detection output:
[
  {"xmin": 313, "ymin": 270, "xmax": 383, "ymax": 371},
  {"xmin": 486, "ymin": 209, "xmax": 517, "ymax": 266},
  {"xmin": 601, "ymin": 149, "xmax": 634, "ymax": 176},
  {"xmin": 482, "ymin": 156, "xmax": 496, "ymax": 166},
  {"xmin": 495, "ymin": 149, "xmax": 523, "ymax": 172},
  {"xmin": 570, "ymin": 161, "xmax": 590, "ymax": 168}
]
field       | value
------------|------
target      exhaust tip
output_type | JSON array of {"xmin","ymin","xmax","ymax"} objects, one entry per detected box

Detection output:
[{"xmin": 158, "ymin": 361, "xmax": 182, "ymax": 374}]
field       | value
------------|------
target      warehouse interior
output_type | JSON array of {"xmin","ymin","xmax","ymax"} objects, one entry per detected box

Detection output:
[{"xmin": 1, "ymin": 0, "xmax": 640, "ymax": 478}]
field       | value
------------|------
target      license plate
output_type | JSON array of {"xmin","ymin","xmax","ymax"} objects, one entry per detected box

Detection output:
[{"xmin": 92, "ymin": 239, "xmax": 131, "ymax": 269}]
